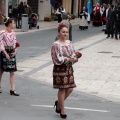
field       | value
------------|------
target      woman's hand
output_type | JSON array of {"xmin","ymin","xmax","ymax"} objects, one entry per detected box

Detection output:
[
  {"xmin": 5, "ymin": 53, "xmax": 10, "ymax": 60},
  {"xmin": 11, "ymin": 51, "xmax": 17, "ymax": 58},
  {"xmin": 69, "ymin": 57, "xmax": 78, "ymax": 63}
]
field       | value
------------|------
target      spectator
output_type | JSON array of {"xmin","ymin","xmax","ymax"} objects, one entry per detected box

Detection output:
[
  {"xmin": 18, "ymin": 2, "xmax": 25, "ymax": 28},
  {"xmin": 56, "ymin": 4, "xmax": 66, "ymax": 23},
  {"xmin": 12, "ymin": 4, "xmax": 19, "ymax": 28}
]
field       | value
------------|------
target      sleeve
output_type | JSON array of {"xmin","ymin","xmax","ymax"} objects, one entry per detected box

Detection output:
[
  {"xmin": 100, "ymin": 8, "xmax": 103, "ymax": 15},
  {"xmin": 93, "ymin": 7, "xmax": 96, "ymax": 12},
  {"xmin": 70, "ymin": 42, "xmax": 78, "ymax": 64},
  {"xmin": 79, "ymin": 11, "xmax": 83, "ymax": 19},
  {"xmin": 13, "ymin": 31, "xmax": 17, "ymax": 48},
  {"xmin": 106, "ymin": 9, "xmax": 108, "ymax": 18},
  {"xmin": 51, "ymin": 44, "xmax": 67, "ymax": 65},
  {"xmin": 56, "ymin": 8, "xmax": 61, "ymax": 14},
  {"xmin": 0, "ymin": 31, "xmax": 5, "ymax": 50},
  {"xmin": 87, "ymin": 13, "xmax": 90, "ymax": 21},
  {"xmin": 62, "ymin": 8, "xmax": 66, "ymax": 13},
  {"xmin": 70, "ymin": 42, "xmax": 75, "ymax": 53}
]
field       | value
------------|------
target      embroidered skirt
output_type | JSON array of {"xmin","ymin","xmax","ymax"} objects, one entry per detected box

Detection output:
[
  {"xmin": 0, "ymin": 47, "xmax": 17, "ymax": 72},
  {"xmin": 53, "ymin": 63, "xmax": 76, "ymax": 89}
]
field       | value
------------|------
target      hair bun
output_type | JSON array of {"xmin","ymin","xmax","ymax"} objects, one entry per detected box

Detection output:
[
  {"xmin": 58, "ymin": 23, "xmax": 68, "ymax": 28},
  {"xmin": 4, "ymin": 17, "xmax": 9, "ymax": 24}
]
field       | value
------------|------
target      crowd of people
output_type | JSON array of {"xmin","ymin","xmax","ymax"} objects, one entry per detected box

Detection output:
[
  {"xmin": 9, "ymin": 1, "xmax": 33, "ymax": 29},
  {"xmin": 92, "ymin": 2, "xmax": 120, "ymax": 40},
  {"xmin": 78, "ymin": 2, "xmax": 120, "ymax": 40},
  {"xmin": 103, "ymin": 3, "xmax": 120, "ymax": 40}
]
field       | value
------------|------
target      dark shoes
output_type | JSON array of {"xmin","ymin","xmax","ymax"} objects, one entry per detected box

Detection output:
[
  {"xmin": 10, "ymin": 90, "xmax": 20, "ymax": 96},
  {"xmin": 54, "ymin": 100, "xmax": 67, "ymax": 119},
  {"xmin": 54, "ymin": 101, "xmax": 61, "ymax": 113},
  {"xmin": 0, "ymin": 89, "xmax": 19, "ymax": 96},
  {"xmin": 60, "ymin": 113, "xmax": 67, "ymax": 119}
]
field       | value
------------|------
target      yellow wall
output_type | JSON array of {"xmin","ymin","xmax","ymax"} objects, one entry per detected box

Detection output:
[
  {"xmin": 63, "ymin": 0, "xmax": 72, "ymax": 14},
  {"xmin": 74, "ymin": 0, "xmax": 79, "ymax": 16}
]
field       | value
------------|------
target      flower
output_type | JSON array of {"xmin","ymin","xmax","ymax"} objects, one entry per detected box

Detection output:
[
  {"xmin": 74, "ymin": 52, "xmax": 82, "ymax": 58},
  {"xmin": 58, "ymin": 23, "xmax": 68, "ymax": 28},
  {"xmin": 65, "ymin": 52, "xmax": 82, "ymax": 65},
  {"xmin": 15, "ymin": 42, "xmax": 20, "ymax": 48}
]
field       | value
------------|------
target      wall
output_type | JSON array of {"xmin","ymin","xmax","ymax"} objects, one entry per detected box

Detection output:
[
  {"xmin": 38, "ymin": 0, "xmax": 51, "ymax": 20},
  {"xmin": 73, "ymin": 0, "xmax": 79, "ymax": 16},
  {"xmin": 63, "ymin": 0, "xmax": 72, "ymax": 14},
  {"xmin": 19, "ymin": 0, "xmax": 27, "ymax": 3}
]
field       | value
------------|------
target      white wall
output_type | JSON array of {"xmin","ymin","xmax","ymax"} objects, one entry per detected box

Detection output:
[
  {"xmin": 38, "ymin": 0, "xmax": 51, "ymax": 20},
  {"xmin": 19, "ymin": 0, "xmax": 27, "ymax": 3},
  {"xmin": 5, "ymin": 0, "xmax": 8, "ymax": 17}
]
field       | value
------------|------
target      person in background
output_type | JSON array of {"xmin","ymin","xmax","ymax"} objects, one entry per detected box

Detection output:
[
  {"xmin": 79, "ymin": 7, "xmax": 88, "ymax": 30},
  {"xmin": 0, "ymin": 17, "xmax": 20, "ymax": 96},
  {"xmin": 106, "ymin": 4, "xmax": 115, "ymax": 38},
  {"xmin": 56, "ymin": 4, "xmax": 66, "ymax": 23},
  {"xmin": 18, "ymin": 1, "xmax": 25, "ymax": 29},
  {"xmin": 93, "ymin": 3, "xmax": 103, "ymax": 26},
  {"xmin": 114, "ymin": 6, "xmax": 120, "ymax": 40},
  {"xmin": 102, "ymin": 4, "xmax": 108, "ymax": 31},
  {"xmin": 12, "ymin": 4, "xmax": 19, "ymax": 28},
  {"xmin": 24, "ymin": 2, "xmax": 33, "ymax": 18},
  {"xmin": 51, "ymin": 24, "xmax": 78, "ymax": 119},
  {"xmin": 87, "ymin": 11, "xmax": 91, "ymax": 24},
  {"xmin": 55, "ymin": 13, "xmax": 72, "ymax": 41},
  {"xmin": 8, "ymin": 5, "xmax": 13, "ymax": 18}
]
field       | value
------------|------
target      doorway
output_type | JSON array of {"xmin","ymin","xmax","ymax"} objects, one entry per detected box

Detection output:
[{"xmin": 27, "ymin": 0, "xmax": 38, "ymax": 14}]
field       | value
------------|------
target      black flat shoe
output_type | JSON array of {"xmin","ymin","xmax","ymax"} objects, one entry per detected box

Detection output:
[
  {"xmin": 60, "ymin": 113, "xmax": 67, "ymax": 119},
  {"xmin": 54, "ymin": 101, "xmax": 61, "ymax": 113},
  {"xmin": 10, "ymin": 90, "xmax": 20, "ymax": 96}
]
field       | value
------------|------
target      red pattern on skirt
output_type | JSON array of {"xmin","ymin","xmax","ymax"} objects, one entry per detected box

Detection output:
[{"xmin": 53, "ymin": 63, "xmax": 76, "ymax": 89}]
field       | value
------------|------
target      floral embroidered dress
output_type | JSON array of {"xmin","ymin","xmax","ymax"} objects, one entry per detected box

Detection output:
[
  {"xmin": 51, "ymin": 41, "xmax": 76, "ymax": 89},
  {"xmin": 0, "ymin": 30, "xmax": 17, "ymax": 72}
]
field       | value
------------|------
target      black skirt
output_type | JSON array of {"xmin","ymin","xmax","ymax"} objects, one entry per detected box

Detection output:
[{"xmin": 0, "ymin": 48, "xmax": 17, "ymax": 72}]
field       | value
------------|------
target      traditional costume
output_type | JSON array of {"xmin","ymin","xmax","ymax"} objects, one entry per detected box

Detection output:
[
  {"xmin": 51, "ymin": 42, "xmax": 76, "ymax": 89},
  {"xmin": 0, "ymin": 30, "xmax": 17, "ymax": 72},
  {"xmin": 56, "ymin": 7, "xmax": 65, "ymax": 23},
  {"xmin": 106, "ymin": 8, "xmax": 114, "ymax": 38},
  {"xmin": 93, "ymin": 6, "xmax": 102, "ymax": 26},
  {"xmin": 102, "ymin": 7, "xmax": 107, "ymax": 31},
  {"xmin": 79, "ymin": 11, "xmax": 88, "ymax": 30}
]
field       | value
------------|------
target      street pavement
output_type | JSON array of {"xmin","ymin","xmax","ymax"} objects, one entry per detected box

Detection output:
[
  {"xmin": 15, "ymin": 23, "xmax": 120, "ymax": 103},
  {"xmin": 0, "ymin": 19, "xmax": 120, "ymax": 120}
]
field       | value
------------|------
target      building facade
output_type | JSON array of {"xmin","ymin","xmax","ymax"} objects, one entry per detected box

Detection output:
[{"xmin": 0, "ymin": 0, "xmax": 119, "ymax": 24}]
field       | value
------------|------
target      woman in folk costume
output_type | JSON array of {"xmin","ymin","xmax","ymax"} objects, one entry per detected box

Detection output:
[
  {"xmin": 79, "ymin": 7, "xmax": 88, "ymax": 30},
  {"xmin": 0, "ymin": 17, "xmax": 20, "ymax": 96},
  {"xmin": 51, "ymin": 23, "xmax": 82, "ymax": 118},
  {"xmin": 56, "ymin": 4, "xmax": 66, "ymax": 23},
  {"xmin": 93, "ymin": 3, "xmax": 103, "ymax": 26}
]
